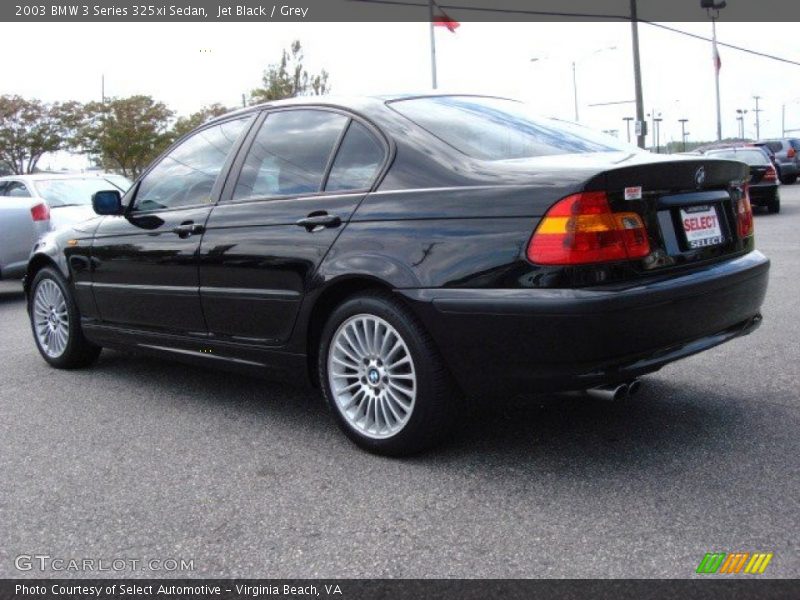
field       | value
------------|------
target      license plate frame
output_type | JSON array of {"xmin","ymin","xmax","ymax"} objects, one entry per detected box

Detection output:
[{"xmin": 679, "ymin": 204, "xmax": 725, "ymax": 249}]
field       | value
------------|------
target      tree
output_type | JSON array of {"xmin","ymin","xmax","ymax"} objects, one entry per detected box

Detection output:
[
  {"xmin": 171, "ymin": 103, "xmax": 231, "ymax": 139},
  {"xmin": 78, "ymin": 96, "xmax": 174, "ymax": 179},
  {"xmin": 250, "ymin": 40, "xmax": 330, "ymax": 104},
  {"xmin": 0, "ymin": 95, "xmax": 82, "ymax": 174}
]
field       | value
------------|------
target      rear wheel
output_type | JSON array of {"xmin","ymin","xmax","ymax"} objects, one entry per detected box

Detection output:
[
  {"xmin": 318, "ymin": 291, "xmax": 458, "ymax": 456},
  {"xmin": 29, "ymin": 267, "xmax": 101, "ymax": 369},
  {"xmin": 768, "ymin": 194, "xmax": 781, "ymax": 214}
]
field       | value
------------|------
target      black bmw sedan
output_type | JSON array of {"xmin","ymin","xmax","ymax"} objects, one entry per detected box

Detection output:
[{"xmin": 25, "ymin": 95, "xmax": 769, "ymax": 455}]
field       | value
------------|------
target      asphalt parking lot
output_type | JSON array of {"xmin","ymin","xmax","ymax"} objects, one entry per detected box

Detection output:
[{"xmin": 1, "ymin": 186, "xmax": 798, "ymax": 579}]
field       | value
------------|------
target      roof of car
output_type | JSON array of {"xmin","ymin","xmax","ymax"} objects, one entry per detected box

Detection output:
[{"xmin": 0, "ymin": 172, "xmax": 121, "ymax": 182}]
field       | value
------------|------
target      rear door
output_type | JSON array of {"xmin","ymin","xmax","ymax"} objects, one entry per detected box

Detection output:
[
  {"xmin": 198, "ymin": 108, "xmax": 388, "ymax": 344},
  {"xmin": 90, "ymin": 116, "xmax": 253, "ymax": 334}
]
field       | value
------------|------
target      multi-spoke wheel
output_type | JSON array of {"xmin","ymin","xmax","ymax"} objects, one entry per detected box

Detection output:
[
  {"xmin": 28, "ymin": 267, "xmax": 101, "ymax": 369},
  {"xmin": 319, "ymin": 291, "xmax": 459, "ymax": 456}
]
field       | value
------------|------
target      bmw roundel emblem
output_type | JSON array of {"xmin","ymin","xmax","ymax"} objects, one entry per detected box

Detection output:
[{"xmin": 695, "ymin": 166, "xmax": 706, "ymax": 188}]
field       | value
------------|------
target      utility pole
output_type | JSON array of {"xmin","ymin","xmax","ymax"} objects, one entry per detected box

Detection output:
[
  {"xmin": 678, "ymin": 118, "xmax": 689, "ymax": 151},
  {"xmin": 101, "ymin": 74, "xmax": 105, "ymax": 103},
  {"xmin": 753, "ymin": 95, "xmax": 762, "ymax": 140},
  {"xmin": 782, "ymin": 104, "xmax": 786, "ymax": 137},
  {"xmin": 630, "ymin": 0, "xmax": 646, "ymax": 149},
  {"xmin": 428, "ymin": 0, "xmax": 438, "ymax": 89},
  {"xmin": 654, "ymin": 117, "xmax": 663, "ymax": 153},
  {"xmin": 623, "ymin": 117, "xmax": 634, "ymax": 143}
]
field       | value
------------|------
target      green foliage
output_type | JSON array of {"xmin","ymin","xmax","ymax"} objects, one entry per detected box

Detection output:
[
  {"xmin": 250, "ymin": 40, "xmax": 330, "ymax": 104},
  {"xmin": 0, "ymin": 95, "xmax": 81, "ymax": 174},
  {"xmin": 77, "ymin": 96, "xmax": 174, "ymax": 179},
  {"xmin": 171, "ymin": 103, "xmax": 231, "ymax": 139}
]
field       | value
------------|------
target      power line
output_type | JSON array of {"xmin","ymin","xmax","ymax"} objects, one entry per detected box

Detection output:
[{"xmin": 349, "ymin": 0, "xmax": 800, "ymax": 68}]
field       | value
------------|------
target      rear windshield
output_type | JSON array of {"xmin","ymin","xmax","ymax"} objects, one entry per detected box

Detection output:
[
  {"xmin": 706, "ymin": 149, "xmax": 769, "ymax": 166},
  {"xmin": 388, "ymin": 96, "xmax": 630, "ymax": 160}
]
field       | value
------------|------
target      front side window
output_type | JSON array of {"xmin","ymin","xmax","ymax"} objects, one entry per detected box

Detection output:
[
  {"xmin": 389, "ymin": 96, "xmax": 630, "ymax": 161},
  {"xmin": 134, "ymin": 117, "xmax": 249, "ymax": 212},
  {"xmin": 325, "ymin": 121, "xmax": 385, "ymax": 192},
  {"xmin": 233, "ymin": 110, "xmax": 348, "ymax": 200}
]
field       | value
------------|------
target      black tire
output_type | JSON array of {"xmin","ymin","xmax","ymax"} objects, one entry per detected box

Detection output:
[
  {"xmin": 318, "ymin": 290, "xmax": 459, "ymax": 456},
  {"xmin": 780, "ymin": 174, "xmax": 797, "ymax": 185},
  {"xmin": 28, "ymin": 267, "xmax": 101, "ymax": 369},
  {"xmin": 768, "ymin": 195, "xmax": 781, "ymax": 214}
]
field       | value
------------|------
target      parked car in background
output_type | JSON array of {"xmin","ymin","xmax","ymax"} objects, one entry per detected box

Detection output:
[
  {"xmin": 24, "ymin": 95, "xmax": 769, "ymax": 455},
  {"xmin": 705, "ymin": 147, "xmax": 781, "ymax": 213},
  {"xmin": 0, "ymin": 195, "xmax": 50, "ymax": 279},
  {"xmin": 0, "ymin": 173, "xmax": 132, "ymax": 231},
  {"xmin": 753, "ymin": 138, "xmax": 800, "ymax": 184}
]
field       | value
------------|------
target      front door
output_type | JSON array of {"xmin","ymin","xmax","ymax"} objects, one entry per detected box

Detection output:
[
  {"xmin": 90, "ymin": 116, "xmax": 253, "ymax": 335},
  {"xmin": 199, "ymin": 109, "xmax": 388, "ymax": 344}
]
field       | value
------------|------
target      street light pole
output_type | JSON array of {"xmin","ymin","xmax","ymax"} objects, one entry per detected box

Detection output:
[
  {"xmin": 428, "ymin": 0, "xmax": 438, "ymax": 89},
  {"xmin": 702, "ymin": 1, "xmax": 727, "ymax": 141},
  {"xmin": 572, "ymin": 61, "xmax": 579, "ymax": 122},
  {"xmin": 630, "ymin": 0, "xmax": 646, "ymax": 149},
  {"xmin": 623, "ymin": 117, "xmax": 634, "ymax": 143}
]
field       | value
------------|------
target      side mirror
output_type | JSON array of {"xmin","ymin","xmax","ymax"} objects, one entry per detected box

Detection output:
[{"xmin": 92, "ymin": 190, "xmax": 123, "ymax": 215}]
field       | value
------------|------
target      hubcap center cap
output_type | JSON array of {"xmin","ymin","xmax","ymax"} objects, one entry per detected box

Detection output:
[{"xmin": 367, "ymin": 368, "xmax": 381, "ymax": 386}]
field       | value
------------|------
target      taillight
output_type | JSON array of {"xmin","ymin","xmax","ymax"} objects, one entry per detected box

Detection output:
[
  {"xmin": 737, "ymin": 185, "xmax": 754, "ymax": 239},
  {"xmin": 763, "ymin": 166, "xmax": 777, "ymax": 182},
  {"xmin": 527, "ymin": 191, "xmax": 650, "ymax": 265},
  {"xmin": 788, "ymin": 147, "xmax": 796, "ymax": 159},
  {"xmin": 30, "ymin": 203, "xmax": 50, "ymax": 222}
]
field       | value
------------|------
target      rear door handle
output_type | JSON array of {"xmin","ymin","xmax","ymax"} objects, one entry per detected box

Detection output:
[
  {"xmin": 295, "ymin": 213, "xmax": 342, "ymax": 232},
  {"xmin": 172, "ymin": 222, "xmax": 205, "ymax": 238}
]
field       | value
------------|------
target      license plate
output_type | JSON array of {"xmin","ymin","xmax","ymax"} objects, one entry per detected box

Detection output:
[{"xmin": 680, "ymin": 205, "xmax": 724, "ymax": 249}]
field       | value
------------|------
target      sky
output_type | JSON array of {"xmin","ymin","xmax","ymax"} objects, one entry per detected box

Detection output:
[{"xmin": 1, "ymin": 21, "xmax": 799, "ymax": 169}]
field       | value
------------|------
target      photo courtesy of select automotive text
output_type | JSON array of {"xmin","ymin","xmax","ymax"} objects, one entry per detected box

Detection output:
[{"xmin": 1, "ymin": 0, "xmax": 799, "ymax": 597}]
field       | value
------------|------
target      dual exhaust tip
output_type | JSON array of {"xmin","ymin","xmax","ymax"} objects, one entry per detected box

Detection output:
[{"xmin": 586, "ymin": 379, "xmax": 642, "ymax": 402}]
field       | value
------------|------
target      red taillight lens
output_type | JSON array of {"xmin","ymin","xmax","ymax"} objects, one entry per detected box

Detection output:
[
  {"xmin": 763, "ymin": 166, "xmax": 777, "ymax": 182},
  {"xmin": 30, "ymin": 203, "xmax": 50, "ymax": 222},
  {"xmin": 737, "ymin": 185, "xmax": 754, "ymax": 239},
  {"xmin": 788, "ymin": 147, "xmax": 796, "ymax": 159},
  {"xmin": 527, "ymin": 191, "xmax": 650, "ymax": 265}
]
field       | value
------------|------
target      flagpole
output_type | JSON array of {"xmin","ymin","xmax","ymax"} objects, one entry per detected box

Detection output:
[
  {"xmin": 712, "ymin": 16, "xmax": 722, "ymax": 141},
  {"xmin": 428, "ymin": 0, "xmax": 438, "ymax": 89}
]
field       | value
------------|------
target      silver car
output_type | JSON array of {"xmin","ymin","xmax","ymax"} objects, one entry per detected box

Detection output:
[
  {"xmin": 0, "ymin": 173, "xmax": 132, "ymax": 232},
  {"xmin": 0, "ymin": 194, "xmax": 51, "ymax": 280}
]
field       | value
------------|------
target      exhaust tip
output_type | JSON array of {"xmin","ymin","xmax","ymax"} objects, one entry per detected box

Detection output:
[{"xmin": 627, "ymin": 379, "xmax": 642, "ymax": 397}]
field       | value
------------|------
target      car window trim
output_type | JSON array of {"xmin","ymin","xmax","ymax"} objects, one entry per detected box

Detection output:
[
  {"xmin": 219, "ymin": 105, "xmax": 391, "ymax": 206},
  {"xmin": 125, "ymin": 112, "xmax": 258, "ymax": 216}
]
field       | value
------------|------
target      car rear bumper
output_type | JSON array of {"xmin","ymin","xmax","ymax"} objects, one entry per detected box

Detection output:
[
  {"xmin": 749, "ymin": 183, "xmax": 779, "ymax": 205},
  {"xmin": 777, "ymin": 162, "xmax": 798, "ymax": 177},
  {"xmin": 399, "ymin": 251, "xmax": 769, "ymax": 396}
]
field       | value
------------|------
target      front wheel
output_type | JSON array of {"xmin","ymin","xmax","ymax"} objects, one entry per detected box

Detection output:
[
  {"xmin": 29, "ymin": 267, "xmax": 101, "ymax": 369},
  {"xmin": 318, "ymin": 291, "xmax": 459, "ymax": 456}
]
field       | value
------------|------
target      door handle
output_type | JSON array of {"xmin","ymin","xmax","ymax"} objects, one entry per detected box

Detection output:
[
  {"xmin": 172, "ymin": 222, "xmax": 205, "ymax": 238},
  {"xmin": 295, "ymin": 212, "xmax": 342, "ymax": 232}
]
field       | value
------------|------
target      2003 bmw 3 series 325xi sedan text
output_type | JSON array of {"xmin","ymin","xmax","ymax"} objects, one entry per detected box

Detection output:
[{"xmin": 25, "ymin": 95, "xmax": 769, "ymax": 455}]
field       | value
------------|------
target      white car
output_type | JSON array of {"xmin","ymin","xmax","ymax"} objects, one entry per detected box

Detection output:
[
  {"xmin": 0, "ymin": 173, "xmax": 132, "ymax": 232},
  {"xmin": 0, "ymin": 195, "xmax": 51, "ymax": 280}
]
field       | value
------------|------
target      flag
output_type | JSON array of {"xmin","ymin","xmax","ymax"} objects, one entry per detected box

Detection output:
[
  {"xmin": 712, "ymin": 42, "xmax": 721, "ymax": 72},
  {"xmin": 432, "ymin": 2, "xmax": 459, "ymax": 33}
]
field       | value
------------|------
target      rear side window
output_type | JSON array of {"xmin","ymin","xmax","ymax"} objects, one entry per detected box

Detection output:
[
  {"xmin": 389, "ymin": 96, "xmax": 626, "ymax": 160},
  {"xmin": 233, "ymin": 110, "xmax": 348, "ymax": 200},
  {"xmin": 325, "ymin": 121, "xmax": 385, "ymax": 191},
  {"xmin": 767, "ymin": 142, "xmax": 783, "ymax": 152},
  {"xmin": 5, "ymin": 182, "xmax": 31, "ymax": 197},
  {"xmin": 790, "ymin": 140, "xmax": 800, "ymax": 151}
]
